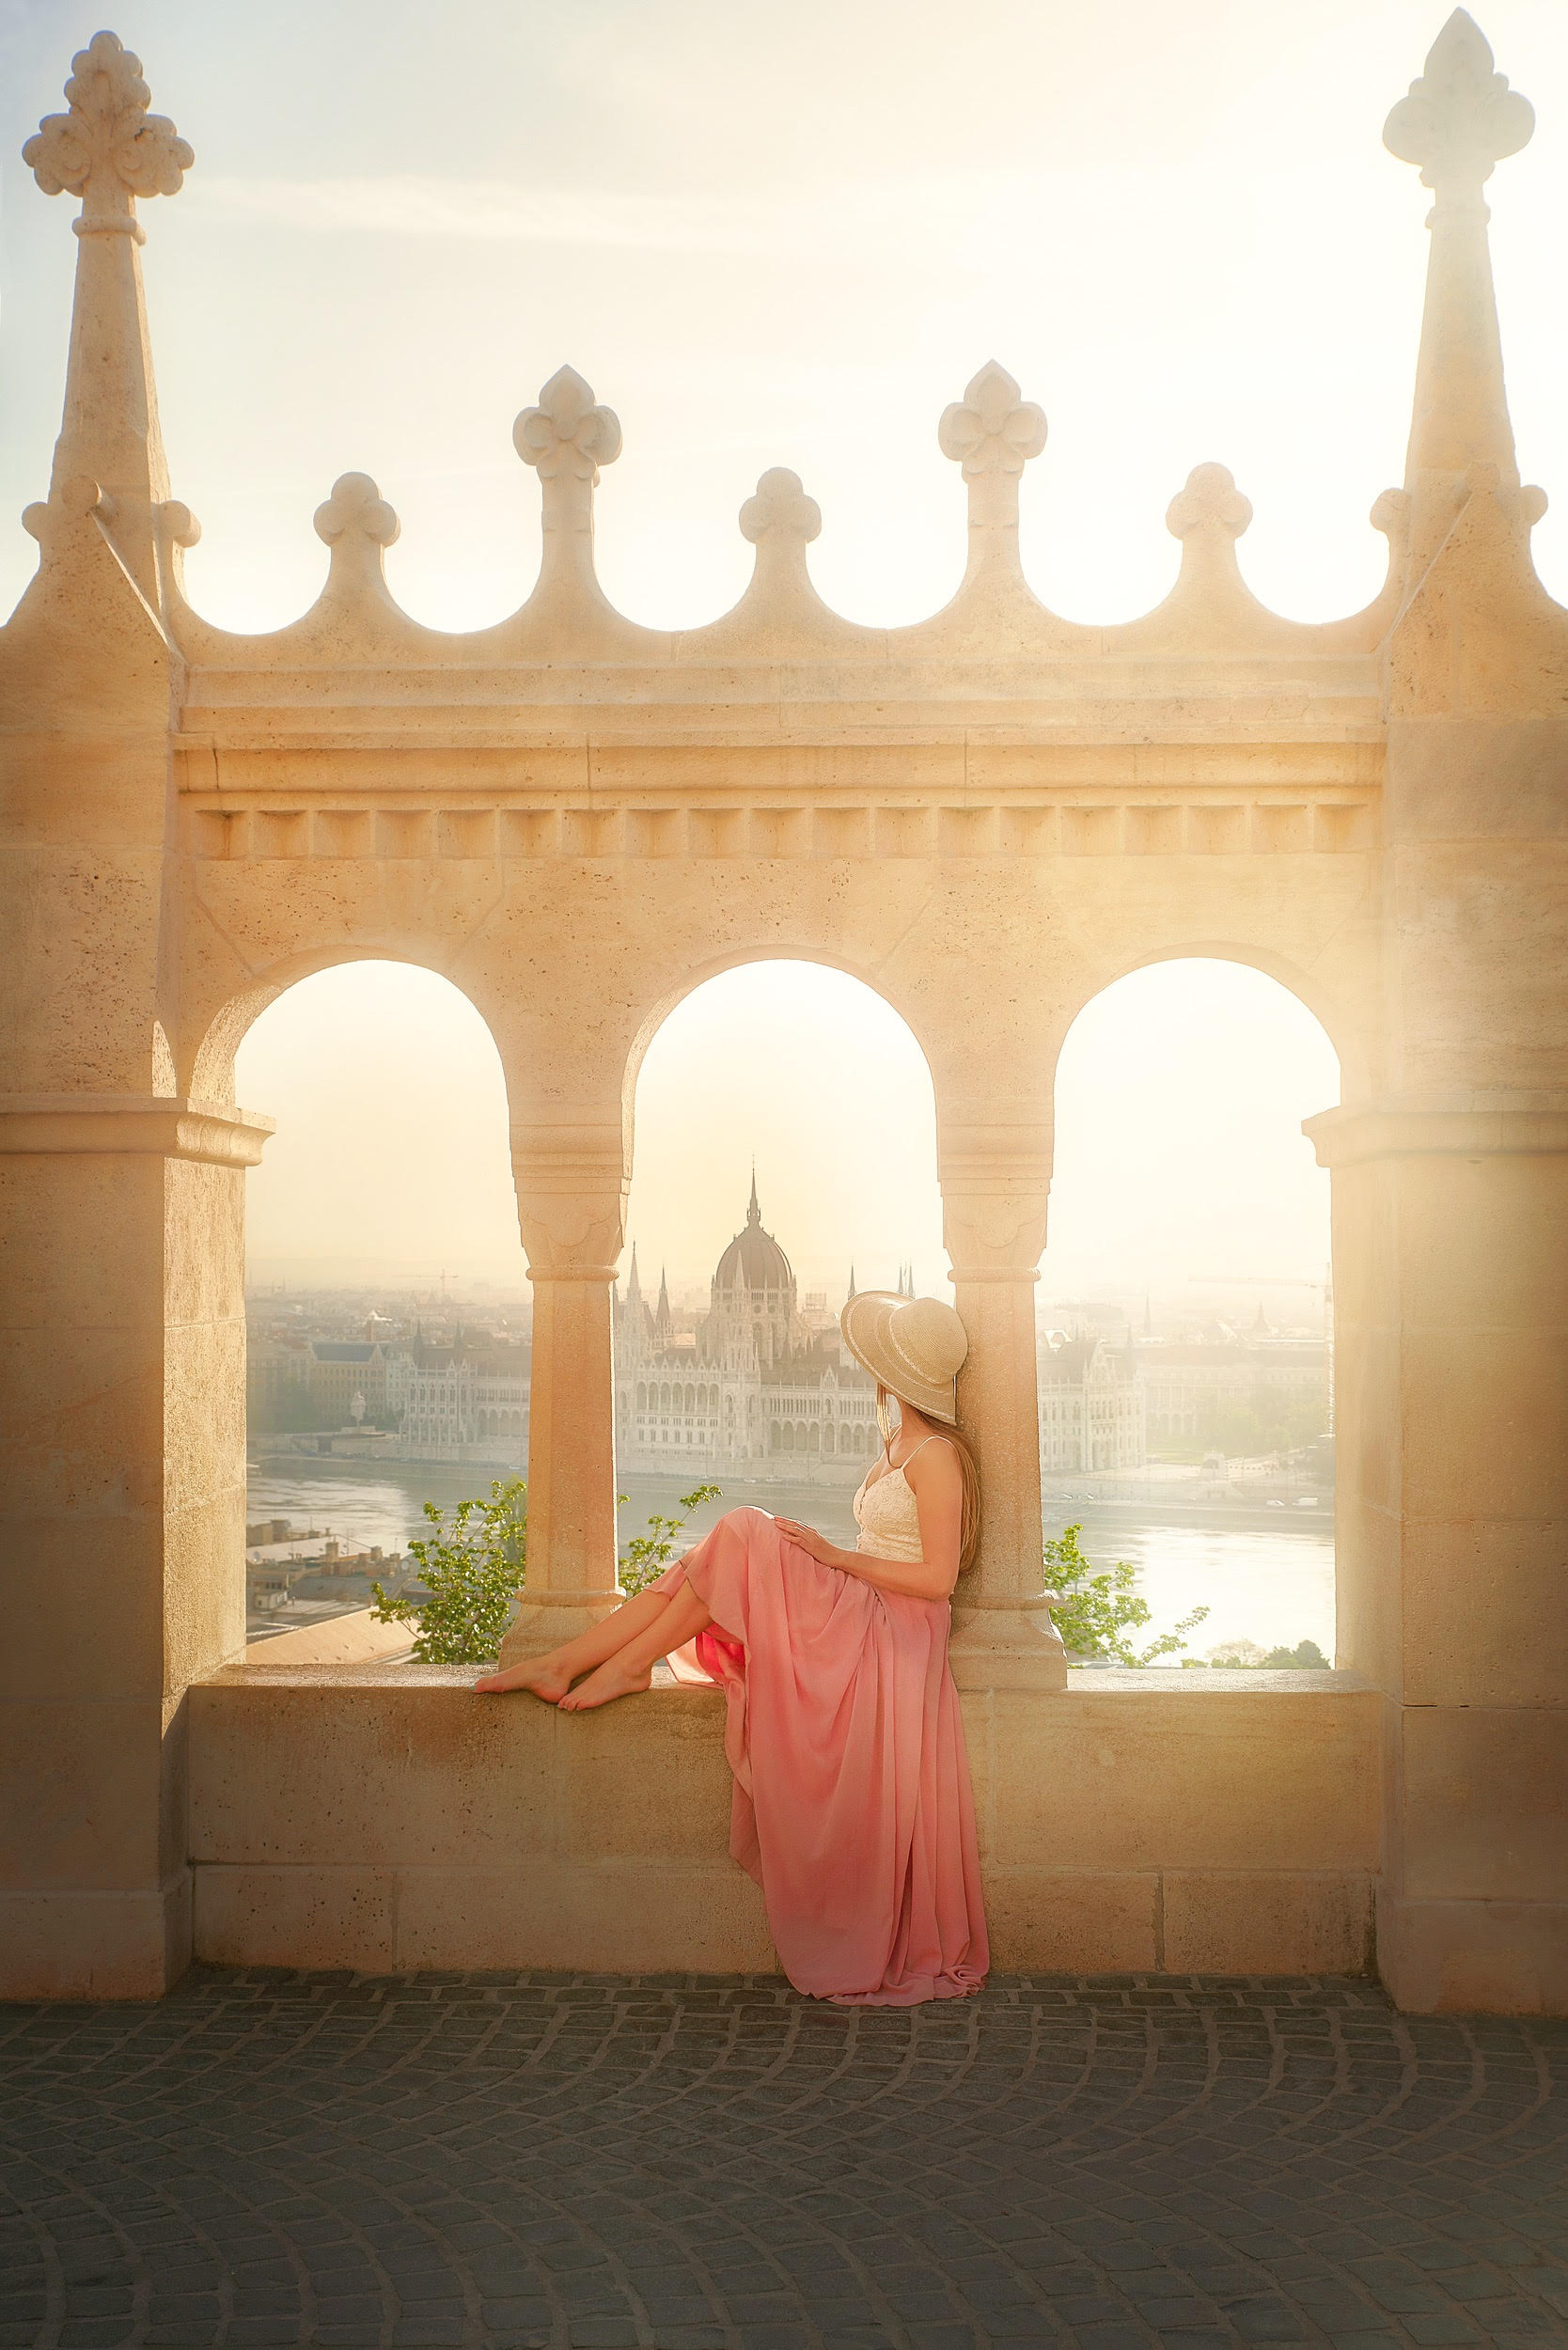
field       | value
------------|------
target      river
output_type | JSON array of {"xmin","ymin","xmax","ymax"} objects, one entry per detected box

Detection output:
[{"xmin": 246, "ymin": 1452, "xmax": 1335, "ymax": 1660}]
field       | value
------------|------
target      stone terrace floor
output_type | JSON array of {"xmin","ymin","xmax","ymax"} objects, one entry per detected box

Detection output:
[{"xmin": 1, "ymin": 1972, "xmax": 1565, "ymax": 2350}]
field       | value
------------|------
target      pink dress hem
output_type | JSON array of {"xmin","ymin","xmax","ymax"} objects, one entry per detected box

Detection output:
[{"xmin": 652, "ymin": 1505, "xmax": 989, "ymax": 2008}]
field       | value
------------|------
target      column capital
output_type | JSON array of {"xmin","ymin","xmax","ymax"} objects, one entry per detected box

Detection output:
[
  {"xmin": 1306, "ymin": 1100, "xmax": 1568, "ymax": 1167},
  {"xmin": 0, "ymin": 1095, "xmax": 274, "ymax": 1167},
  {"xmin": 938, "ymin": 1126, "xmax": 1052, "ymax": 1282},
  {"xmin": 510, "ymin": 1121, "xmax": 628, "ymax": 1277}
]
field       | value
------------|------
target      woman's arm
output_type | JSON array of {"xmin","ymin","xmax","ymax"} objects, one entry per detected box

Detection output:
[{"xmin": 775, "ymin": 1441, "xmax": 964, "ymax": 1603}]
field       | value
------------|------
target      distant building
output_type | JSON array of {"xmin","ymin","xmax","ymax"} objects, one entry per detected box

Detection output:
[
  {"xmin": 1038, "ymin": 1333, "xmax": 1146, "ymax": 1473},
  {"xmin": 1138, "ymin": 1314, "xmax": 1330, "ymax": 1444},
  {"xmin": 613, "ymin": 1181, "xmax": 882, "ymax": 1481},
  {"xmin": 399, "ymin": 1336, "xmax": 529, "ymax": 1465},
  {"xmin": 305, "ymin": 1339, "xmax": 400, "ymax": 1422},
  {"xmin": 245, "ymin": 1335, "xmax": 312, "ymax": 1418}
]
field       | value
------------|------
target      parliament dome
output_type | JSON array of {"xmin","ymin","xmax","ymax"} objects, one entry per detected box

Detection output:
[{"xmin": 713, "ymin": 1175, "xmax": 794, "ymax": 1294}]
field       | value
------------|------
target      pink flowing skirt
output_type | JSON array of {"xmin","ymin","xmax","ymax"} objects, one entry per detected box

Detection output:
[{"xmin": 654, "ymin": 1506, "xmax": 989, "ymax": 2006}]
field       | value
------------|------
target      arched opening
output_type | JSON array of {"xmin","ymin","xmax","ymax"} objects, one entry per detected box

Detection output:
[
  {"xmin": 615, "ymin": 957, "xmax": 942, "ymax": 1551},
  {"xmin": 233, "ymin": 960, "xmax": 526, "ymax": 1644},
  {"xmin": 1045, "ymin": 957, "xmax": 1340, "ymax": 1668}
]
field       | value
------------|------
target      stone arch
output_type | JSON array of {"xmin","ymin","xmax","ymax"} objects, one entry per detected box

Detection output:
[
  {"xmin": 1045, "ymin": 943, "xmax": 1357, "ymax": 1108},
  {"xmin": 621, "ymin": 945, "xmax": 942, "ymax": 1122},
  {"xmin": 190, "ymin": 944, "xmax": 518, "ymax": 1113}
]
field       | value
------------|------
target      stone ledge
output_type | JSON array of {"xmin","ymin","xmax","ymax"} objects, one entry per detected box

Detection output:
[{"xmin": 204, "ymin": 1657, "xmax": 1373, "ymax": 1695}]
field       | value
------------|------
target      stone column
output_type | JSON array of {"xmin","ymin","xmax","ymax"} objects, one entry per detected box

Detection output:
[
  {"xmin": 497, "ymin": 1124, "xmax": 627, "ymax": 1662},
  {"xmin": 938, "ymin": 1121, "xmax": 1067, "ymax": 1691},
  {"xmin": 1308, "ymin": 1105, "xmax": 1568, "ymax": 2014},
  {"xmin": 0, "ymin": 1097, "xmax": 272, "ymax": 1998}
]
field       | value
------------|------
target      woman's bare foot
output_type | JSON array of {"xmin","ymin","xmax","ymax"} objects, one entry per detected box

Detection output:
[
  {"xmin": 473, "ymin": 1655, "xmax": 572, "ymax": 1700},
  {"xmin": 556, "ymin": 1654, "xmax": 654, "ymax": 1711}
]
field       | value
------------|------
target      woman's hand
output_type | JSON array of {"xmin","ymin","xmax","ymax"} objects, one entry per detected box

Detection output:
[{"xmin": 775, "ymin": 1518, "xmax": 841, "ymax": 1567}]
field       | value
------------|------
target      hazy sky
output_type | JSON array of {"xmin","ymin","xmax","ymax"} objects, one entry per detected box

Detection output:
[
  {"xmin": 3, "ymin": 1, "xmax": 1550, "ymax": 1301},
  {"xmin": 4, "ymin": 0, "xmax": 1568, "ymax": 626},
  {"xmin": 236, "ymin": 958, "xmax": 1339, "ymax": 1312}
]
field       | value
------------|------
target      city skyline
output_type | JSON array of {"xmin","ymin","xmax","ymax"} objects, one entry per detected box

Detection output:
[{"xmin": 235, "ymin": 956, "xmax": 1339, "ymax": 1306}]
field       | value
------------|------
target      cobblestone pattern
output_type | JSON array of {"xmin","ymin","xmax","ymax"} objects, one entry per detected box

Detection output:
[{"xmin": 1, "ymin": 1970, "xmax": 1564, "ymax": 2350}]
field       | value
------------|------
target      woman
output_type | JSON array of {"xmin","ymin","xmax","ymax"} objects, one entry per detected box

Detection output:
[{"xmin": 475, "ymin": 1289, "xmax": 989, "ymax": 2006}]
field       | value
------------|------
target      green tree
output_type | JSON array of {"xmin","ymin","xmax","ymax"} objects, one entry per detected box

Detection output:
[
  {"xmin": 618, "ymin": 1484, "xmax": 722, "ymax": 1597},
  {"xmin": 369, "ymin": 1478, "xmax": 724, "ymax": 1661},
  {"xmin": 370, "ymin": 1478, "xmax": 527, "ymax": 1664},
  {"xmin": 1044, "ymin": 1522, "xmax": 1209, "ymax": 1667}
]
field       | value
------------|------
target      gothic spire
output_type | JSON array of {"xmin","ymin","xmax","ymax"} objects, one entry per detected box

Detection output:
[
  {"xmin": 23, "ymin": 32, "xmax": 194, "ymax": 606},
  {"xmin": 747, "ymin": 1165, "xmax": 761, "ymax": 1227},
  {"xmin": 1383, "ymin": 11, "xmax": 1537, "ymax": 575}
]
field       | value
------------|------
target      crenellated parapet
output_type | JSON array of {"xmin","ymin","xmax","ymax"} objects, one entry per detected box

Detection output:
[{"xmin": 8, "ymin": 11, "xmax": 1566, "ymax": 720}]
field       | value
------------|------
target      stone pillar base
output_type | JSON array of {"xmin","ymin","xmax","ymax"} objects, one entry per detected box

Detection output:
[
  {"xmin": 0, "ymin": 1874, "xmax": 191, "ymax": 2000},
  {"xmin": 948, "ymin": 1596, "xmax": 1068, "ymax": 1691},
  {"xmin": 497, "ymin": 1589, "xmax": 621, "ymax": 1666},
  {"xmin": 1377, "ymin": 1891, "xmax": 1568, "ymax": 2015}
]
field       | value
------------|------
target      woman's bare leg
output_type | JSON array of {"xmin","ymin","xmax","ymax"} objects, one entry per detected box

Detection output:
[
  {"xmin": 557, "ymin": 1582, "xmax": 714, "ymax": 1712},
  {"xmin": 473, "ymin": 1583, "xmax": 680, "ymax": 1698}
]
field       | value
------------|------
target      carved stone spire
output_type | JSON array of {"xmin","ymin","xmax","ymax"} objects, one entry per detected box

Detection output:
[
  {"xmin": 1383, "ymin": 11, "xmax": 1540, "ymax": 572},
  {"xmin": 23, "ymin": 32, "xmax": 193, "ymax": 604},
  {"xmin": 938, "ymin": 362, "xmax": 1046, "ymax": 586},
  {"xmin": 513, "ymin": 365, "xmax": 622, "ymax": 604}
]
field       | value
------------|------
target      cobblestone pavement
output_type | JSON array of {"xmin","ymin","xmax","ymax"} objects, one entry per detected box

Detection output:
[{"xmin": 1, "ymin": 1971, "xmax": 1564, "ymax": 2350}]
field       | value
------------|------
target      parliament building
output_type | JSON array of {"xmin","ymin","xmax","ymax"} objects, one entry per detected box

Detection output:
[{"xmin": 613, "ymin": 1182, "xmax": 886, "ymax": 1482}]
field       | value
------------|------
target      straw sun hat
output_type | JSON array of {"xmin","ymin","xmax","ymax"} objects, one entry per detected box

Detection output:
[{"xmin": 839, "ymin": 1291, "xmax": 969, "ymax": 1426}]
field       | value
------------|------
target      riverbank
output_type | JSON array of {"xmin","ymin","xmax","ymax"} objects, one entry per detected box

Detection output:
[{"xmin": 246, "ymin": 1454, "xmax": 1335, "ymax": 1660}]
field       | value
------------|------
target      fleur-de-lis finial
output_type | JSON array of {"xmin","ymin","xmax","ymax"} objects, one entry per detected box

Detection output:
[
  {"xmin": 937, "ymin": 362, "xmax": 1047, "ymax": 481},
  {"xmin": 740, "ymin": 468, "xmax": 821, "ymax": 547},
  {"xmin": 1383, "ymin": 10, "xmax": 1532, "ymax": 204},
  {"xmin": 1166, "ymin": 462, "xmax": 1253, "ymax": 544},
  {"xmin": 735, "ymin": 468, "xmax": 823, "ymax": 619},
  {"xmin": 513, "ymin": 366, "xmax": 622, "ymax": 602},
  {"xmin": 313, "ymin": 473, "xmax": 400, "ymax": 604},
  {"xmin": 513, "ymin": 367, "xmax": 622, "ymax": 486},
  {"xmin": 314, "ymin": 473, "xmax": 401, "ymax": 552},
  {"xmin": 24, "ymin": 31, "xmax": 192, "ymax": 243},
  {"xmin": 938, "ymin": 362, "xmax": 1045, "ymax": 584}
]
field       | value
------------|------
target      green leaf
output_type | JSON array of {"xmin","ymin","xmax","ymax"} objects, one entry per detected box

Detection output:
[{"xmin": 1044, "ymin": 1521, "xmax": 1209, "ymax": 1668}]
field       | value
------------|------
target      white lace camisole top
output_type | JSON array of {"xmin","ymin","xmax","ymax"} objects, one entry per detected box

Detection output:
[{"xmin": 852, "ymin": 1437, "xmax": 946, "ymax": 1565}]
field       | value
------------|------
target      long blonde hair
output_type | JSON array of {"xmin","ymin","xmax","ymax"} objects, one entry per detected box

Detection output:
[{"xmin": 878, "ymin": 1386, "xmax": 982, "ymax": 1574}]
